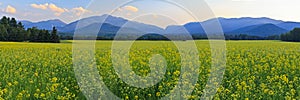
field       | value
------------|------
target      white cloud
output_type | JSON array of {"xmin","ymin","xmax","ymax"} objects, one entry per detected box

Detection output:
[
  {"xmin": 30, "ymin": 3, "xmax": 48, "ymax": 10},
  {"xmin": 30, "ymin": 3, "xmax": 67, "ymax": 16},
  {"xmin": 48, "ymin": 4, "xmax": 65, "ymax": 14},
  {"xmin": 123, "ymin": 6, "xmax": 138, "ymax": 12},
  {"xmin": 0, "ymin": 2, "xmax": 2, "ymax": 6},
  {"xmin": 6, "ymin": 5, "xmax": 16, "ymax": 14},
  {"xmin": 30, "ymin": 3, "xmax": 91, "ymax": 16},
  {"xmin": 71, "ymin": 7, "xmax": 91, "ymax": 16}
]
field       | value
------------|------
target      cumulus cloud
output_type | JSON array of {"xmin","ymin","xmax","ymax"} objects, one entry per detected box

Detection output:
[
  {"xmin": 123, "ymin": 6, "xmax": 138, "ymax": 12},
  {"xmin": 6, "ymin": 5, "xmax": 16, "ymax": 14},
  {"xmin": 30, "ymin": 3, "xmax": 48, "ymax": 10},
  {"xmin": 30, "ymin": 3, "xmax": 91, "ymax": 16},
  {"xmin": 71, "ymin": 7, "xmax": 91, "ymax": 16},
  {"xmin": 30, "ymin": 3, "xmax": 67, "ymax": 16},
  {"xmin": 0, "ymin": 2, "xmax": 2, "ymax": 5},
  {"xmin": 48, "ymin": 4, "xmax": 65, "ymax": 14}
]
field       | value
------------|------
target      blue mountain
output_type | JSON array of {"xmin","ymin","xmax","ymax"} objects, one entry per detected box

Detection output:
[
  {"xmin": 170, "ymin": 17, "xmax": 284, "ymax": 34},
  {"xmin": 277, "ymin": 22, "xmax": 300, "ymax": 30},
  {"xmin": 19, "ymin": 15, "xmax": 300, "ymax": 37},
  {"xmin": 75, "ymin": 23, "xmax": 143, "ymax": 35},
  {"xmin": 58, "ymin": 14, "xmax": 164, "ymax": 34},
  {"xmin": 209, "ymin": 17, "xmax": 284, "ymax": 32},
  {"xmin": 165, "ymin": 17, "xmax": 300, "ymax": 36},
  {"xmin": 229, "ymin": 24, "xmax": 289, "ymax": 37},
  {"xmin": 20, "ymin": 19, "xmax": 66, "ymax": 30}
]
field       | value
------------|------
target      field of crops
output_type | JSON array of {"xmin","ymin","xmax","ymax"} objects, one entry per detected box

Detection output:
[{"xmin": 0, "ymin": 40, "xmax": 300, "ymax": 99}]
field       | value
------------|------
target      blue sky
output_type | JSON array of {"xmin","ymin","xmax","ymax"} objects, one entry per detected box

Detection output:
[{"xmin": 0, "ymin": 0, "xmax": 300, "ymax": 27}]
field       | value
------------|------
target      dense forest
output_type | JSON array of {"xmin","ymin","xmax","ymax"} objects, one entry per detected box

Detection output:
[
  {"xmin": 280, "ymin": 28, "xmax": 300, "ymax": 42},
  {"xmin": 0, "ymin": 16, "xmax": 60, "ymax": 43}
]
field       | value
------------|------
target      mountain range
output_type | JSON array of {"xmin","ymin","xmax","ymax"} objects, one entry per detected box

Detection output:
[
  {"xmin": 19, "ymin": 14, "xmax": 300, "ymax": 37},
  {"xmin": 21, "ymin": 19, "xmax": 66, "ymax": 30}
]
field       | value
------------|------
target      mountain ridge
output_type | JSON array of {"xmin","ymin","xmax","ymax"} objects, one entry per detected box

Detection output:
[
  {"xmin": 20, "ymin": 19, "xmax": 66, "ymax": 30},
  {"xmin": 18, "ymin": 15, "xmax": 300, "ymax": 37}
]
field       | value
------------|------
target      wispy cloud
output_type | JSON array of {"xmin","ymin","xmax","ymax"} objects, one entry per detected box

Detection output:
[
  {"xmin": 0, "ymin": 2, "xmax": 2, "ymax": 6},
  {"xmin": 6, "ymin": 5, "xmax": 16, "ymax": 14}
]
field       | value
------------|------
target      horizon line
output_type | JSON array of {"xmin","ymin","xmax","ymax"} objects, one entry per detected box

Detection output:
[{"xmin": 3, "ymin": 14, "xmax": 300, "ymax": 27}]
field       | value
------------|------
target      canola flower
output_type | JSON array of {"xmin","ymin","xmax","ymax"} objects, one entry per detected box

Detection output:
[{"xmin": 0, "ymin": 40, "xmax": 299, "ymax": 99}]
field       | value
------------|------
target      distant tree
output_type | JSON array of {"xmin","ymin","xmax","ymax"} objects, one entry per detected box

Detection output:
[
  {"xmin": 15, "ymin": 27, "xmax": 25, "ymax": 41},
  {"xmin": 281, "ymin": 28, "xmax": 300, "ymax": 42},
  {"xmin": 0, "ymin": 25, "xmax": 8, "ymax": 41},
  {"xmin": 43, "ymin": 30, "xmax": 51, "ymax": 42},
  {"xmin": 0, "ymin": 16, "xmax": 61, "ymax": 43},
  {"xmin": 0, "ymin": 16, "xmax": 9, "ymax": 27},
  {"xmin": 267, "ymin": 35, "xmax": 280, "ymax": 40},
  {"xmin": 50, "ymin": 27, "xmax": 60, "ymax": 43},
  {"xmin": 9, "ymin": 18, "xmax": 17, "ymax": 28},
  {"xmin": 28, "ymin": 27, "xmax": 40, "ymax": 42}
]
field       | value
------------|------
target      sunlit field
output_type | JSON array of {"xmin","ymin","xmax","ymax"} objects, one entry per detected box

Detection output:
[{"xmin": 0, "ymin": 40, "xmax": 300, "ymax": 99}]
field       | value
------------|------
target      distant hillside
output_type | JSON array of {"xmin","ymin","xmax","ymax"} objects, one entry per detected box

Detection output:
[
  {"xmin": 165, "ymin": 17, "xmax": 298, "ymax": 36},
  {"xmin": 165, "ymin": 25, "xmax": 187, "ymax": 34},
  {"xmin": 58, "ymin": 14, "xmax": 164, "ymax": 35},
  {"xmin": 21, "ymin": 19, "xmax": 66, "ymax": 30},
  {"xmin": 208, "ymin": 17, "xmax": 284, "ymax": 32},
  {"xmin": 277, "ymin": 22, "xmax": 300, "ymax": 30},
  {"xmin": 75, "ymin": 23, "xmax": 142, "ymax": 35},
  {"xmin": 228, "ymin": 24, "xmax": 289, "ymax": 37}
]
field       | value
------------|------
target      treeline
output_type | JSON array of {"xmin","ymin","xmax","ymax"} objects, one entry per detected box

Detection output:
[
  {"xmin": 65, "ymin": 32, "xmax": 299, "ymax": 41},
  {"xmin": 280, "ymin": 28, "xmax": 300, "ymax": 42},
  {"xmin": 0, "ymin": 16, "xmax": 60, "ymax": 43},
  {"xmin": 225, "ymin": 34, "xmax": 280, "ymax": 40},
  {"xmin": 66, "ymin": 32, "xmax": 286, "ymax": 41}
]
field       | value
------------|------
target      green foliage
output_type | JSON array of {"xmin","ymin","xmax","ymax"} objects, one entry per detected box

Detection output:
[
  {"xmin": 280, "ymin": 28, "xmax": 300, "ymax": 42},
  {"xmin": 0, "ymin": 16, "xmax": 60, "ymax": 43},
  {"xmin": 50, "ymin": 27, "xmax": 60, "ymax": 43}
]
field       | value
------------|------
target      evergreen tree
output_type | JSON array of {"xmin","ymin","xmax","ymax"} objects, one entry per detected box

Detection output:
[
  {"xmin": 0, "ymin": 16, "xmax": 9, "ymax": 27},
  {"xmin": 0, "ymin": 25, "xmax": 8, "ymax": 41},
  {"xmin": 28, "ymin": 27, "xmax": 39, "ymax": 42},
  {"xmin": 0, "ymin": 16, "xmax": 60, "ymax": 43},
  {"xmin": 9, "ymin": 18, "xmax": 17, "ymax": 28},
  {"xmin": 50, "ymin": 27, "xmax": 60, "ymax": 43},
  {"xmin": 281, "ymin": 28, "xmax": 300, "ymax": 42}
]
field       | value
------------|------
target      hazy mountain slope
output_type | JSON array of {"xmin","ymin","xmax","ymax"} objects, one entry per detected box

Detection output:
[
  {"xmin": 21, "ymin": 19, "xmax": 66, "ymax": 30},
  {"xmin": 277, "ymin": 22, "xmax": 300, "ymax": 31},
  {"xmin": 229, "ymin": 24, "xmax": 289, "ymax": 37},
  {"xmin": 58, "ymin": 14, "xmax": 164, "ymax": 34}
]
